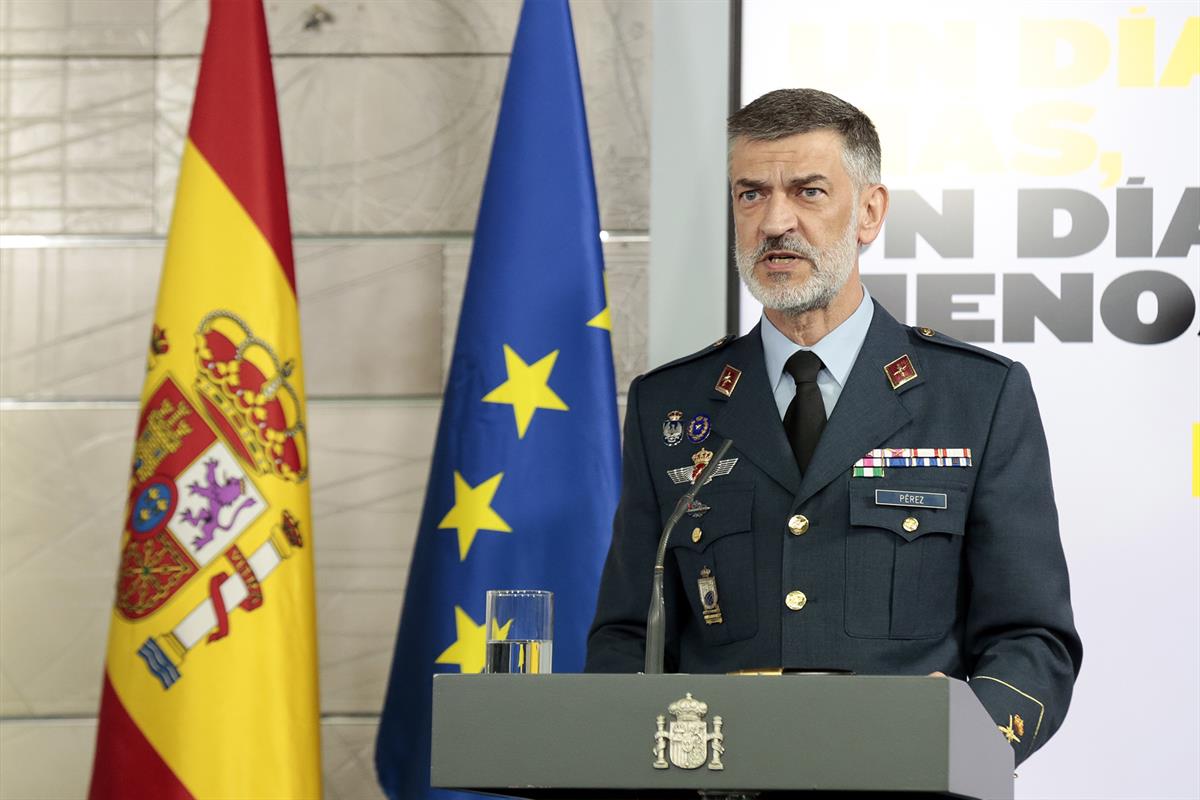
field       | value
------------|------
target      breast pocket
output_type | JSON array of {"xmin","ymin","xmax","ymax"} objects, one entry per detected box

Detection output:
[
  {"xmin": 844, "ymin": 478, "xmax": 968, "ymax": 639},
  {"xmin": 664, "ymin": 485, "xmax": 757, "ymax": 646}
]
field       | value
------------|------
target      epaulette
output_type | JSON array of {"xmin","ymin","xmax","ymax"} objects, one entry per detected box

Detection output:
[
  {"xmin": 908, "ymin": 325, "xmax": 1012, "ymax": 366},
  {"xmin": 642, "ymin": 333, "xmax": 737, "ymax": 379}
]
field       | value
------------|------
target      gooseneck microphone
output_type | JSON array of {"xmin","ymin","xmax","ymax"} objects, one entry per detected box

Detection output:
[{"xmin": 643, "ymin": 438, "xmax": 734, "ymax": 674}]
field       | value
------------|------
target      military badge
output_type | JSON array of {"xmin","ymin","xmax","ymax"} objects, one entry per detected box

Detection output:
[
  {"xmin": 686, "ymin": 500, "xmax": 711, "ymax": 518},
  {"xmin": 662, "ymin": 410, "xmax": 684, "ymax": 446},
  {"xmin": 652, "ymin": 693, "xmax": 725, "ymax": 770},
  {"xmin": 883, "ymin": 354, "xmax": 918, "ymax": 390},
  {"xmin": 686, "ymin": 414, "xmax": 711, "ymax": 444},
  {"xmin": 667, "ymin": 447, "xmax": 738, "ymax": 485},
  {"xmin": 714, "ymin": 365, "xmax": 741, "ymax": 397},
  {"xmin": 697, "ymin": 567, "xmax": 723, "ymax": 625}
]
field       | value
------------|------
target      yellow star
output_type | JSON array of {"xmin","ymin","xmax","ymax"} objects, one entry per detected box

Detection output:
[
  {"xmin": 481, "ymin": 344, "xmax": 569, "ymax": 438},
  {"xmin": 438, "ymin": 471, "xmax": 512, "ymax": 561},
  {"xmin": 587, "ymin": 273, "xmax": 612, "ymax": 331},
  {"xmin": 434, "ymin": 606, "xmax": 513, "ymax": 674}
]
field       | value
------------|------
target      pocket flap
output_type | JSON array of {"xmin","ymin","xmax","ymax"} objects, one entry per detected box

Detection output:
[
  {"xmin": 664, "ymin": 484, "xmax": 754, "ymax": 553},
  {"xmin": 849, "ymin": 479, "xmax": 967, "ymax": 541}
]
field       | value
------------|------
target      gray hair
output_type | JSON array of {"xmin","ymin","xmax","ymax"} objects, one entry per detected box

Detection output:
[{"xmin": 728, "ymin": 88, "xmax": 881, "ymax": 189}]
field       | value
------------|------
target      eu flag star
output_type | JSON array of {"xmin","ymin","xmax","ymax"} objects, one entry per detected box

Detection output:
[
  {"xmin": 482, "ymin": 344, "xmax": 569, "ymax": 438},
  {"xmin": 438, "ymin": 471, "xmax": 512, "ymax": 560},
  {"xmin": 586, "ymin": 273, "xmax": 611, "ymax": 331},
  {"xmin": 434, "ymin": 606, "xmax": 513, "ymax": 674}
]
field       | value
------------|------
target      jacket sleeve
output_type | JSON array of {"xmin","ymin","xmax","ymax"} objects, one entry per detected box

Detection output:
[
  {"xmin": 585, "ymin": 375, "xmax": 676, "ymax": 673},
  {"xmin": 964, "ymin": 361, "xmax": 1083, "ymax": 765}
]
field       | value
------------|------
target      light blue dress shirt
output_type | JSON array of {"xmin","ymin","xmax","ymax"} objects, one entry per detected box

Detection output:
[{"xmin": 760, "ymin": 285, "xmax": 875, "ymax": 420}]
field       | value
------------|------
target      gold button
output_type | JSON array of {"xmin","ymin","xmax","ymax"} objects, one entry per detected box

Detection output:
[
  {"xmin": 787, "ymin": 514, "xmax": 809, "ymax": 536},
  {"xmin": 903, "ymin": 516, "xmax": 919, "ymax": 532},
  {"xmin": 691, "ymin": 527, "xmax": 702, "ymax": 543},
  {"xmin": 785, "ymin": 590, "xmax": 807, "ymax": 611},
  {"xmin": 918, "ymin": 327, "xmax": 935, "ymax": 337}
]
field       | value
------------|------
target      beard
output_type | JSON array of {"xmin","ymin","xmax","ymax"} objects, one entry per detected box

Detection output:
[{"xmin": 735, "ymin": 212, "xmax": 860, "ymax": 315}]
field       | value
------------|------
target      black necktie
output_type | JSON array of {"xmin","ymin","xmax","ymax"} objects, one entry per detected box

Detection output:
[{"xmin": 783, "ymin": 350, "xmax": 826, "ymax": 472}]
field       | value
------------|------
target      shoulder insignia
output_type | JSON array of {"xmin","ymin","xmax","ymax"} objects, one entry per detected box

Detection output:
[
  {"xmin": 908, "ymin": 326, "xmax": 1011, "ymax": 366},
  {"xmin": 714, "ymin": 364, "xmax": 741, "ymax": 397},
  {"xmin": 642, "ymin": 333, "xmax": 738, "ymax": 379},
  {"xmin": 883, "ymin": 354, "xmax": 918, "ymax": 390}
]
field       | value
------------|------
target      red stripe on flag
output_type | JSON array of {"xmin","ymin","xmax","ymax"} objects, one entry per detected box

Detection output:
[
  {"xmin": 188, "ymin": 0, "xmax": 296, "ymax": 293},
  {"xmin": 89, "ymin": 674, "xmax": 194, "ymax": 800}
]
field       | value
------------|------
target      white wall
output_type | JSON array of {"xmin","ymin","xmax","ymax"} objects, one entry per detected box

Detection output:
[{"xmin": 648, "ymin": 0, "xmax": 730, "ymax": 365}]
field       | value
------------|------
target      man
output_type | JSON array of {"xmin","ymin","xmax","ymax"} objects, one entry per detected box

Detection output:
[{"xmin": 585, "ymin": 89, "xmax": 1082, "ymax": 765}]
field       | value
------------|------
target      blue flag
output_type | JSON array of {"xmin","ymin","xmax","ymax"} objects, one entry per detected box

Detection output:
[{"xmin": 374, "ymin": 1, "xmax": 620, "ymax": 797}]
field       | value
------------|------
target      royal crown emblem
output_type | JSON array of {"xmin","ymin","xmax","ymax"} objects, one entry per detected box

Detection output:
[
  {"xmin": 193, "ymin": 310, "xmax": 307, "ymax": 482},
  {"xmin": 666, "ymin": 448, "xmax": 739, "ymax": 486},
  {"xmin": 652, "ymin": 693, "xmax": 725, "ymax": 770}
]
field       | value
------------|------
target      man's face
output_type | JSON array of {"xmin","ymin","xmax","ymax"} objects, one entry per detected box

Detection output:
[{"xmin": 730, "ymin": 130, "xmax": 864, "ymax": 314}]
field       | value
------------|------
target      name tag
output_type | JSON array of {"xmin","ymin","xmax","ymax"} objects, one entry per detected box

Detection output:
[{"xmin": 875, "ymin": 489, "xmax": 948, "ymax": 510}]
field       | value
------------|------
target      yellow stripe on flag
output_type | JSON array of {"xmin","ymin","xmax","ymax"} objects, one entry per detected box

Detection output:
[
  {"xmin": 104, "ymin": 140, "xmax": 319, "ymax": 799},
  {"xmin": 1192, "ymin": 422, "xmax": 1199, "ymax": 498}
]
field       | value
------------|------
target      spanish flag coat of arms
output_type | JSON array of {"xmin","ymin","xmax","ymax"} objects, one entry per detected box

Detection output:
[{"xmin": 89, "ymin": 1, "xmax": 320, "ymax": 797}]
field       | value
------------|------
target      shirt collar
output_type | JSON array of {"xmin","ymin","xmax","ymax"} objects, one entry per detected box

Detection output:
[{"xmin": 760, "ymin": 284, "xmax": 875, "ymax": 391}]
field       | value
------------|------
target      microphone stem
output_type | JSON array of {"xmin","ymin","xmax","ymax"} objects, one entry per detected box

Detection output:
[{"xmin": 644, "ymin": 438, "xmax": 733, "ymax": 674}]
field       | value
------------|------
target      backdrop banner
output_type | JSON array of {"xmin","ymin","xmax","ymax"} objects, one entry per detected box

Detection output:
[{"xmin": 739, "ymin": 2, "xmax": 1199, "ymax": 798}]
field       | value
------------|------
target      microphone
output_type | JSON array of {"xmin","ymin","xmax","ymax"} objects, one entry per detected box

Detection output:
[{"xmin": 644, "ymin": 438, "xmax": 734, "ymax": 674}]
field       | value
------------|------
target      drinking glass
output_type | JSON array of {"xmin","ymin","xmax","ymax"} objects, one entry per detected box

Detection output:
[{"xmin": 484, "ymin": 589, "xmax": 553, "ymax": 674}]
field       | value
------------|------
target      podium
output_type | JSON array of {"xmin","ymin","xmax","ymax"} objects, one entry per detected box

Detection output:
[{"xmin": 431, "ymin": 674, "xmax": 1013, "ymax": 799}]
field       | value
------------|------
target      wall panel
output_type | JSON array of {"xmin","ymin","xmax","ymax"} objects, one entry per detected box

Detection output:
[{"xmin": 0, "ymin": 1, "xmax": 651, "ymax": 794}]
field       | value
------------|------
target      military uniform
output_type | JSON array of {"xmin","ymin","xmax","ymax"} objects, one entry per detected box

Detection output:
[{"xmin": 585, "ymin": 301, "xmax": 1083, "ymax": 765}]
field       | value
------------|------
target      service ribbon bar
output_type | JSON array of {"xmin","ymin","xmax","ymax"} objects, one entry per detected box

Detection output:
[
  {"xmin": 865, "ymin": 448, "xmax": 972, "ymax": 459},
  {"xmin": 853, "ymin": 448, "xmax": 974, "ymax": 473},
  {"xmin": 855, "ymin": 456, "xmax": 973, "ymax": 468}
]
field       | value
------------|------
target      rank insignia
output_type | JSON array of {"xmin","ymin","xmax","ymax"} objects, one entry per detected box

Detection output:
[
  {"xmin": 668, "ymin": 447, "xmax": 738, "ymax": 485},
  {"xmin": 883, "ymin": 354, "xmax": 917, "ymax": 390},
  {"xmin": 662, "ymin": 410, "xmax": 684, "ymax": 446},
  {"xmin": 714, "ymin": 365, "xmax": 741, "ymax": 397},
  {"xmin": 697, "ymin": 567, "xmax": 723, "ymax": 625},
  {"xmin": 998, "ymin": 713, "xmax": 1025, "ymax": 744},
  {"xmin": 686, "ymin": 414, "xmax": 711, "ymax": 444}
]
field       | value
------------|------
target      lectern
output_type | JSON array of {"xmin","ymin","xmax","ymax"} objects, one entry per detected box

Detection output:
[{"xmin": 431, "ymin": 674, "xmax": 1013, "ymax": 799}]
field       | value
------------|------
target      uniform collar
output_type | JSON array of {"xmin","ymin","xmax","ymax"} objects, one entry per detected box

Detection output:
[{"xmin": 760, "ymin": 284, "xmax": 875, "ymax": 391}]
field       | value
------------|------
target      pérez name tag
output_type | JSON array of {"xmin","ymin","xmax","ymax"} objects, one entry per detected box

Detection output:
[{"xmin": 874, "ymin": 489, "xmax": 948, "ymax": 510}]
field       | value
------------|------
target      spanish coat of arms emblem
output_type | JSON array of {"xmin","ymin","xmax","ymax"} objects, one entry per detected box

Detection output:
[
  {"xmin": 652, "ymin": 693, "xmax": 725, "ymax": 770},
  {"xmin": 115, "ymin": 310, "xmax": 309, "ymax": 689}
]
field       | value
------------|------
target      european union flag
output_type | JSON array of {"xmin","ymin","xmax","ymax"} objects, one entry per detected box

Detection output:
[{"xmin": 374, "ymin": 1, "xmax": 620, "ymax": 797}]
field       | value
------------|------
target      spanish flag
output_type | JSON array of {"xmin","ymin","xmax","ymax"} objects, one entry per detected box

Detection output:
[{"xmin": 88, "ymin": 1, "xmax": 320, "ymax": 797}]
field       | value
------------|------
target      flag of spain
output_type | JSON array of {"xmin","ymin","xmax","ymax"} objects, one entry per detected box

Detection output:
[{"xmin": 88, "ymin": 1, "xmax": 320, "ymax": 797}]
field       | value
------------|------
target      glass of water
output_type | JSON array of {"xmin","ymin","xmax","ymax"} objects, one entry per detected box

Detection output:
[{"xmin": 484, "ymin": 589, "xmax": 553, "ymax": 674}]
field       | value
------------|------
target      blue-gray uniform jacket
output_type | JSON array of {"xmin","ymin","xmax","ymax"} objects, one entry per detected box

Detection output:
[{"xmin": 585, "ymin": 301, "xmax": 1083, "ymax": 765}]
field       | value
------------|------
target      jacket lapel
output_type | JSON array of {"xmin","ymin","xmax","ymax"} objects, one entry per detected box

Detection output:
[
  {"xmin": 795, "ymin": 302, "xmax": 918, "ymax": 506},
  {"xmin": 708, "ymin": 325, "xmax": 801, "ymax": 495}
]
